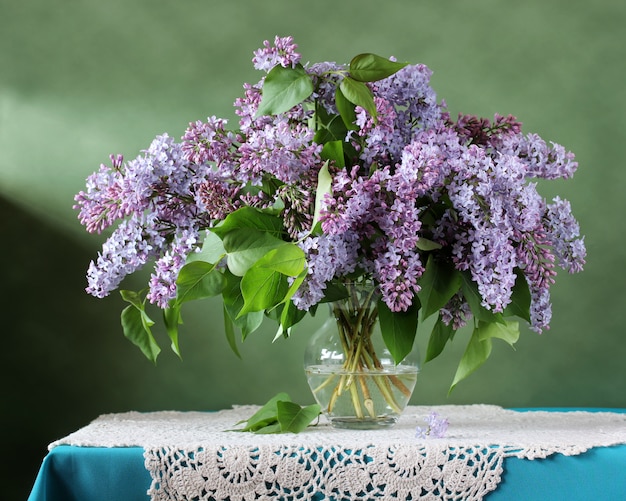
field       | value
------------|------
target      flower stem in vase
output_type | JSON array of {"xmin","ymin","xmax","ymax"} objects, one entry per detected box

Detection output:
[{"xmin": 307, "ymin": 281, "xmax": 418, "ymax": 428}]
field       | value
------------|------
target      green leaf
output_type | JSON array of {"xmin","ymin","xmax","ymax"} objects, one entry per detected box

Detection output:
[
  {"xmin": 239, "ymin": 266, "xmax": 289, "ymax": 316},
  {"xmin": 187, "ymin": 230, "xmax": 226, "ymax": 265},
  {"xmin": 335, "ymin": 86, "xmax": 358, "ymax": 130},
  {"xmin": 256, "ymin": 64, "xmax": 314, "ymax": 117},
  {"xmin": 254, "ymin": 243, "xmax": 306, "ymax": 276},
  {"xmin": 276, "ymin": 401, "xmax": 321, "ymax": 433},
  {"xmin": 339, "ymin": 77, "xmax": 377, "ymax": 120},
  {"xmin": 237, "ymin": 244, "xmax": 306, "ymax": 316},
  {"xmin": 119, "ymin": 289, "xmax": 145, "ymax": 310},
  {"xmin": 378, "ymin": 300, "xmax": 419, "ymax": 364},
  {"xmin": 349, "ymin": 53, "xmax": 409, "ymax": 82},
  {"xmin": 119, "ymin": 291, "xmax": 160, "ymax": 363},
  {"xmin": 415, "ymin": 237, "xmax": 442, "ymax": 251},
  {"xmin": 175, "ymin": 261, "xmax": 225, "ymax": 304},
  {"xmin": 222, "ymin": 270, "xmax": 264, "ymax": 340},
  {"xmin": 163, "ymin": 305, "xmax": 182, "ymax": 358},
  {"xmin": 503, "ymin": 270, "xmax": 532, "ymax": 323},
  {"xmin": 278, "ymin": 300, "xmax": 307, "ymax": 336},
  {"xmin": 232, "ymin": 392, "xmax": 291, "ymax": 432},
  {"xmin": 449, "ymin": 319, "xmax": 520, "ymax": 393},
  {"xmin": 237, "ymin": 242, "xmax": 306, "ymax": 317},
  {"xmin": 311, "ymin": 161, "xmax": 332, "ymax": 232},
  {"xmin": 211, "ymin": 207, "xmax": 283, "ymax": 239},
  {"xmin": 477, "ymin": 319, "xmax": 520, "ymax": 347},
  {"xmin": 321, "ymin": 141, "xmax": 345, "ymax": 168},
  {"xmin": 222, "ymin": 229, "xmax": 287, "ymax": 277},
  {"xmin": 222, "ymin": 304, "xmax": 241, "ymax": 358},
  {"xmin": 418, "ymin": 256, "xmax": 462, "ymax": 320},
  {"xmin": 252, "ymin": 422, "xmax": 283, "ymax": 434},
  {"xmin": 449, "ymin": 326, "xmax": 491, "ymax": 393},
  {"xmin": 314, "ymin": 114, "xmax": 349, "ymax": 144},
  {"xmin": 424, "ymin": 315, "xmax": 455, "ymax": 363},
  {"xmin": 320, "ymin": 282, "xmax": 350, "ymax": 303}
]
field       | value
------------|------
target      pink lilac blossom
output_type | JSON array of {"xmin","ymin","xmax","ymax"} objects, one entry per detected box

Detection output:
[
  {"xmin": 237, "ymin": 120, "xmax": 322, "ymax": 185},
  {"xmin": 74, "ymin": 155, "xmax": 126, "ymax": 234},
  {"xmin": 77, "ymin": 134, "xmax": 208, "ymax": 305},
  {"xmin": 440, "ymin": 293, "xmax": 472, "ymax": 330},
  {"xmin": 85, "ymin": 213, "xmax": 162, "ymax": 298},
  {"xmin": 544, "ymin": 197, "xmax": 586, "ymax": 273},
  {"xmin": 292, "ymin": 232, "xmax": 360, "ymax": 310},
  {"xmin": 252, "ymin": 36, "xmax": 301, "ymax": 72},
  {"xmin": 147, "ymin": 228, "xmax": 199, "ymax": 308}
]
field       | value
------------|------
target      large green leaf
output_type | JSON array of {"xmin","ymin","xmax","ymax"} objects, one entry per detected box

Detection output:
[
  {"xmin": 237, "ymin": 244, "xmax": 306, "ymax": 316},
  {"xmin": 349, "ymin": 53, "xmax": 408, "ymax": 82},
  {"xmin": 222, "ymin": 270, "xmax": 264, "ymax": 340},
  {"xmin": 477, "ymin": 319, "xmax": 520, "ymax": 346},
  {"xmin": 424, "ymin": 315, "xmax": 455, "ymax": 363},
  {"xmin": 378, "ymin": 300, "xmax": 419, "ymax": 364},
  {"xmin": 278, "ymin": 298, "xmax": 307, "ymax": 336},
  {"xmin": 211, "ymin": 207, "xmax": 283, "ymax": 239},
  {"xmin": 222, "ymin": 304, "xmax": 242, "ymax": 359},
  {"xmin": 175, "ymin": 261, "xmax": 225, "ymax": 304},
  {"xmin": 449, "ymin": 319, "xmax": 520, "ymax": 393},
  {"xmin": 222, "ymin": 229, "xmax": 287, "ymax": 277},
  {"xmin": 254, "ymin": 243, "xmax": 306, "ymax": 276},
  {"xmin": 321, "ymin": 141, "xmax": 345, "ymax": 168},
  {"xmin": 339, "ymin": 77, "xmax": 377, "ymax": 120},
  {"xmin": 239, "ymin": 266, "xmax": 289, "ymax": 316},
  {"xmin": 256, "ymin": 64, "xmax": 314, "ymax": 117},
  {"xmin": 313, "ymin": 114, "xmax": 349, "ymax": 144},
  {"xmin": 163, "ymin": 304, "xmax": 182, "ymax": 358},
  {"xmin": 276, "ymin": 401, "xmax": 321, "ymax": 433},
  {"xmin": 335, "ymin": 86, "xmax": 358, "ymax": 130},
  {"xmin": 449, "ymin": 327, "xmax": 491, "ymax": 394},
  {"xmin": 187, "ymin": 230, "xmax": 226, "ymax": 265},
  {"xmin": 119, "ymin": 291, "xmax": 160, "ymax": 363},
  {"xmin": 418, "ymin": 256, "xmax": 462, "ymax": 320}
]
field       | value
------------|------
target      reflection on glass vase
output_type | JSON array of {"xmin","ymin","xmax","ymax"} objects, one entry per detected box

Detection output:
[{"xmin": 304, "ymin": 282, "xmax": 420, "ymax": 429}]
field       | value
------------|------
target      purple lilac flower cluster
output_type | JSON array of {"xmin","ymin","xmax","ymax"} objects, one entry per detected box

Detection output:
[
  {"xmin": 415, "ymin": 411, "xmax": 449, "ymax": 439},
  {"xmin": 75, "ymin": 36, "xmax": 585, "ymax": 335}
]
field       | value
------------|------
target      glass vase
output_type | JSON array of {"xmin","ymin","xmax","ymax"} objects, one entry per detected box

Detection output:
[{"xmin": 304, "ymin": 282, "xmax": 420, "ymax": 429}]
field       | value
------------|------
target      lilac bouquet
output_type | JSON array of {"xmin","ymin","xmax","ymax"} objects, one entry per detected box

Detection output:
[{"xmin": 75, "ymin": 36, "xmax": 585, "ymax": 390}]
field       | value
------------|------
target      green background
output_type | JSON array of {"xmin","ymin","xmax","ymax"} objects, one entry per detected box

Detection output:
[{"xmin": 2, "ymin": 0, "xmax": 625, "ymax": 498}]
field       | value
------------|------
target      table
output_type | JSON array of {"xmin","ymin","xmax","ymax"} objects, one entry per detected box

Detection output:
[{"xmin": 28, "ymin": 406, "xmax": 626, "ymax": 500}]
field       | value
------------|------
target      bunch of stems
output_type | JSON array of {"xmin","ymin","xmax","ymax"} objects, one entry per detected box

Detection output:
[{"xmin": 312, "ymin": 284, "xmax": 412, "ymax": 419}]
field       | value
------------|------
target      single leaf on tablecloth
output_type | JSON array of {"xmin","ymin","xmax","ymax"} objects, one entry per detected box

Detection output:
[
  {"xmin": 230, "ymin": 393, "xmax": 320, "ymax": 434},
  {"xmin": 231, "ymin": 392, "xmax": 291, "ymax": 432},
  {"xmin": 276, "ymin": 401, "xmax": 321, "ymax": 433}
]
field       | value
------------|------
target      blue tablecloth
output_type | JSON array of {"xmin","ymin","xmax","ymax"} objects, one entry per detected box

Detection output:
[{"xmin": 28, "ymin": 409, "xmax": 626, "ymax": 500}]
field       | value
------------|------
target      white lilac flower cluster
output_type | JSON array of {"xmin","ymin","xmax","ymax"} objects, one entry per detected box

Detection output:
[{"xmin": 75, "ymin": 36, "xmax": 585, "ymax": 337}]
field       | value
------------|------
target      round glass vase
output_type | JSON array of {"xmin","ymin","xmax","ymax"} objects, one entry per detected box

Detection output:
[{"xmin": 304, "ymin": 282, "xmax": 420, "ymax": 430}]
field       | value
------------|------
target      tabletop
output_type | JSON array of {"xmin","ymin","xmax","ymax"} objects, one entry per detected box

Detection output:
[{"xmin": 29, "ymin": 405, "xmax": 626, "ymax": 500}]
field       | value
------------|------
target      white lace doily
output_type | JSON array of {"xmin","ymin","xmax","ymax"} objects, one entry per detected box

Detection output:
[{"xmin": 49, "ymin": 405, "xmax": 626, "ymax": 500}]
